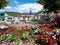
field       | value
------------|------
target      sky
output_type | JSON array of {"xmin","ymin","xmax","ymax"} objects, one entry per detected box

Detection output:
[{"xmin": 3, "ymin": 0, "xmax": 43, "ymax": 13}]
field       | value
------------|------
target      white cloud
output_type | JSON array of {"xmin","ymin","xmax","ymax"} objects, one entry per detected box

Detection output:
[
  {"xmin": 5, "ymin": 6, "xmax": 11, "ymax": 9},
  {"xmin": 3, "ymin": 6, "xmax": 16, "ymax": 12},
  {"xmin": 14, "ymin": 0, "xmax": 19, "ymax": 5},
  {"xmin": 15, "ymin": 3, "xmax": 43, "ymax": 13},
  {"xmin": 3, "ymin": 3, "xmax": 43, "ymax": 13}
]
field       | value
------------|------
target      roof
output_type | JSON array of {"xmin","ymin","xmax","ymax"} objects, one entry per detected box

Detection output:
[{"xmin": 6, "ymin": 12, "xmax": 34, "ymax": 17}]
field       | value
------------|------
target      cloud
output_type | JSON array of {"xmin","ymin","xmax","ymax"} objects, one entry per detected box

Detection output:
[
  {"xmin": 5, "ymin": 6, "xmax": 11, "ymax": 9},
  {"xmin": 3, "ymin": 3, "xmax": 43, "ymax": 13},
  {"xmin": 3, "ymin": 6, "xmax": 16, "ymax": 12},
  {"xmin": 13, "ymin": 0, "xmax": 20, "ymax": 5},
  {"xmin": 15, "ymin": 3, "xmax": 43, "ymax": 13}
]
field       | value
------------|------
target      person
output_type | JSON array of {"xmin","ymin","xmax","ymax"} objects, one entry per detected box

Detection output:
[
  {"xmin": 50, "ymin": 38, "xmax": 53, "ymax": 45},
  {"xmin": 56, "ymin": 34, "xmax": 60, "ymax": 45},
  {"xmin": 54, "ymin": 10, "xmax": 60, "ymax": 27},
  {"xmin": 49, "ymin": 10, "xmax": 60, "ymax": 27}
]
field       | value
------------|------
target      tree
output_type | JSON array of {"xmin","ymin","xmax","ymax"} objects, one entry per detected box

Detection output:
[
  {"xmin": 37, "ymin": 0, "xmax": 60, "ymax": 12},
  {"xmin": 0, "ymin": 0, "xmax": 9, "ymax": 9}
]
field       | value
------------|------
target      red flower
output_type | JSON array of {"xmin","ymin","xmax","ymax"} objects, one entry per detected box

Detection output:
[
  {"xmin": 50, "ymin": 23, "xmax": 55, "ymax": 27},
  {"xmin": 0, "ymin": 32, "xmax": 2, "ymax": 35}
]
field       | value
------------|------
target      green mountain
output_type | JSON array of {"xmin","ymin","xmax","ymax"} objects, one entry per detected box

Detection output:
[
  {"xmin": 6, "ymin": 12, "xmax": 34, "ymax": 17},
  {"xmin": 6, "ymin": 12, "xmax": 22, "ymax": 17}
]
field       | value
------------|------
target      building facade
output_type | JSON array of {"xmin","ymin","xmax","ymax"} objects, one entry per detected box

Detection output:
[{"xmin": 0, "ymin": 12, "xmax": 41, "ymax": 24}]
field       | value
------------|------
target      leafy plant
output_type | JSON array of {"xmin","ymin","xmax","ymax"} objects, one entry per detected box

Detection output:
[
  {"xmin": 29, "ymin": 39, "xmax": 34, "ymax": 43},
  {"xmin": 21, "ymin": 33, "xmax": 28, "ymax": 39},
  {"xmin": 32, "ymin": 26, "xmax": 37, "ymax": 30},
  {"xmin": 0, "ymin": 34, "xmax": 11, "ymax": 44},
  {"xmin": 0, "ymin": 34, "xmax": 8, "ymax": 41},
  {"xmin": 16, "ymin": 27, "xmax": 21, "ymax": 30},
  {"xmin": 0, "ymin": 40, "xmax": 2, "ymax": 44},
  {"xmin": 34, "ymin": 28, "xmax": 42, "ymax": 34},
  {"xmin": 10, "ymin": 33, "xmax": 20, "ymax": 45}
]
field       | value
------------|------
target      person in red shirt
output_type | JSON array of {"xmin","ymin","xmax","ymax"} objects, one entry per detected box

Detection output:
[{"xmin": 56, "ymin": 34, "xmax": 60, "ymax": 45}]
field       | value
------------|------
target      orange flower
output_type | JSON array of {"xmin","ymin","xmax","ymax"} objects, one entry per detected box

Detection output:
[{"xmin": 46, "ymin": 37, "xmax": 49, "ymax": 43}]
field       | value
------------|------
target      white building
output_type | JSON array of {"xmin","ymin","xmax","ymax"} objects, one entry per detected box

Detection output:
[
  {"xmin": 4, "ymin": 13, "xmax": 14, "ymax": 24},
  {"xmin": 4, "ymin": 12, "xmax": 40, "ymax": 24}
]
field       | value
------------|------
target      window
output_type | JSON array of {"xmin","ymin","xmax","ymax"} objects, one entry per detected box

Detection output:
[
  {"xmin": 7, "ymin": 20, "xmax": 11, "ymax": 22},
  {"xmin": 8, "ymin": 18, "xmax": 12, "ymax": 19},
  {"xmin": 20, "ymin": 17, "xmax": 23, "ymax": 20},
  {"xmin": 0, "ymin": 13, "xmax": 4, "ymax": 16},
  {"xmin": 2, "ymin": 19, "xmax": 4, "ymax": 21}
]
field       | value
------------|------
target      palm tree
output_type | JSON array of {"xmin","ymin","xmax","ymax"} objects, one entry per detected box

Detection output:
[{"xmin": 0, "ymin": 0, "xmax": 9, "ymax": 9}]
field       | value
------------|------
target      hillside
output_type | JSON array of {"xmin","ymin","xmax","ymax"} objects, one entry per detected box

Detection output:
[
  {"xmin": 6, "ymin": 12, "xmax": 34, "ymax": 17},
  {"xmin": 6, "ymin": 12, "xmax": 22, "ymax": 17}
]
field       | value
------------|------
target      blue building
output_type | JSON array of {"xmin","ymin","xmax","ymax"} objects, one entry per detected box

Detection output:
[{"xmin": 0, "ymin": 12, "xmax": 5, "ymax": 21}]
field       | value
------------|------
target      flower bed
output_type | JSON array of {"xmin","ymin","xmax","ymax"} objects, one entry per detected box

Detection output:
[{"xmin": 0, "ymin": 24, "xmax": 60, "ymax": 45}]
